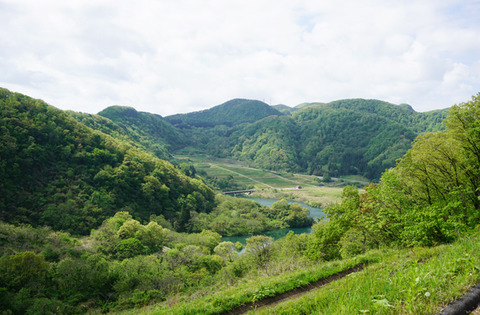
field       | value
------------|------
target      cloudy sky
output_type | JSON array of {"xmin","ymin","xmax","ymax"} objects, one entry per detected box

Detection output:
[{"xmin": 1, "ymin": 0, "xmax": 479, "ymax": 116}]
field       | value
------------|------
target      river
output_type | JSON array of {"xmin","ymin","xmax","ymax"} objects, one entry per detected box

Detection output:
[{"xmin": 221, "ymin": 197, "xmax": 325, "ymax": 245}]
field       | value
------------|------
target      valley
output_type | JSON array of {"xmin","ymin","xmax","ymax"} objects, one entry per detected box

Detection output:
[
  {"xmin": 1, "ymin": 87, "xmax": 480, "ymax": 314},
  {"xmin": 176, "ymin": 154, "xmax": 368, "ymax": 206}
]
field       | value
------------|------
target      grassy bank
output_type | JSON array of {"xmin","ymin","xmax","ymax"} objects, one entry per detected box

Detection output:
[
  {"xmin": 250, "ymin": 186, "xmax": 345, "ymax": 208},
  {"xmin": 115, "ymin": 231, "xmax": 480, "ymax": 315},
  {"xmin": 254, "ymin": 232, "xmax": 480, "ymax": 314},
  {"xmin": 120, "ymin": 254, "xmax": 379, "ymax": 315}
]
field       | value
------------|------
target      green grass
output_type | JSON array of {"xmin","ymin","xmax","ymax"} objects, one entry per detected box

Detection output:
[
  {"xmin": 140, "ymin": 254, "xmax": 379, "ymax": 315},
  {"xmin": 253, "ymin": 233, "xmax": 480, "ymax": 314},
  {"xmin": 181, "ymin": 154, "xmax": 315, "ymax": 189},
  {"xmin": 180, "ymin": 154, "xmax": 349, "ymax": 205},
  {"xmin": 339, "ymin": 174, "xmax": 370, "ymax": 183},
  {"xmin": 252, "ymin": 186, "xmax": 345, "ymax": 207},
  {"xmin": 115, "ymin": 232, "xmax": 480, "ymax": 315},
  {"xmin": 179, "ymin": 154, "xmax": 371, "ymax": 191}
]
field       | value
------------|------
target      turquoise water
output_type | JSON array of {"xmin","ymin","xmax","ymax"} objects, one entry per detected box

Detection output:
[
  {"xmin": 222, "ymin": 226, "xmax": 313, "ymax": 245},
  {"xmin": 221, "ymin": 197, "xmax": 325, "ymax": 245},
  {"xmin": 244, "ymin": 197, "xmax": 325, "ymax": 221}
]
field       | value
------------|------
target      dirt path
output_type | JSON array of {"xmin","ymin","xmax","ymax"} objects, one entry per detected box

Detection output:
[{"xmin": 220, "ymin": 263, "xmax": 368, "ymax": 315}]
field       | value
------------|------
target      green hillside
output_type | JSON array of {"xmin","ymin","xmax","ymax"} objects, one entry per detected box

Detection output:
[
  {"xmin": 67, "ymin": 110, "xmax": 172, "ymax": 160},
  {"xmin": 165, "ymin": 98, "xmax": 284, "ymax": 128},
  {"xmin": 98, "ymin": 106, "xmax": 188, "ymax": 157},
  {"xmin": 227, "ymin": 99, "xmax": 447, "ymax": 178},
  {"xmin": 292, "ymin": 99, "xmax": 446, "ymax": 178},
  {"xmin": 294, "ymin": 101, "xmax": 325, "ymax": 109},
  {"xmin": 0, "ymin": 88, "xmax": 215, "ymax": 235},
  {"xmin": 317, "ymin": 99, "xmax": 446, "ymax": 133},
  {"xmin": 230, "ymin": 115, "xmax": 301, "ymax": 172}
]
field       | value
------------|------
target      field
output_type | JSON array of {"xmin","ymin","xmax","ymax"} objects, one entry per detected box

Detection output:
[
  {"xmin": 252, "ymin": 233, "xmax": 480, "ymax": 314},
  {"xmin": 175, "ymin": 154, "xmax": 370, "ymax": 206}
]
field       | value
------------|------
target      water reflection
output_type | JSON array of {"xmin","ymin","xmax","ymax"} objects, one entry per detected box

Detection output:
[{"xmin": 221, "ymin": 197, "xmax": 325, "ymax": 245}]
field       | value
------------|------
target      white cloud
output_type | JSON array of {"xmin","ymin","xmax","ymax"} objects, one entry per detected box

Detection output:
[{"xmin": 0, "ymin": 0, "xmax": 479, "ymax": 115}]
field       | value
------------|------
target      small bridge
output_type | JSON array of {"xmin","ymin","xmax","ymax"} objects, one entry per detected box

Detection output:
[{"xmin": 223, "ymin": 189, "xmax": 255, "ymax": 196}]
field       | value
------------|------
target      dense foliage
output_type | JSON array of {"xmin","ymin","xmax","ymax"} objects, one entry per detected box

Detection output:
[
  {"xmin": 0, "ymin": 88, "xmax": 215, "ymax": 235},
  {"xmin": 231, "ymin": 115, "xmax": 301, "ymax": 172},
  {"xmin": 68, "ymin": 109, "xmax": 174, "ymax": 160},
  {"xmin": 308, "ymin": 93, "xmax": 480, "ymax": 260},
  {"xmin": 190, "ymin": 196, "xmax": 313, "ymax": 236},
  {"xmin": 0, "ymin": 217, "xmax": 225, "ymax": 313},
  {"xmin": 98, "ymin": 106, "xmax": 187, "ymax": 156},
  {"xmin": 230, "ymin": 99, "xmax": 446, "ymax": 178},
  {"xmin": 0, "ymin": 207, "xmax": 313, "ymax": 314}
]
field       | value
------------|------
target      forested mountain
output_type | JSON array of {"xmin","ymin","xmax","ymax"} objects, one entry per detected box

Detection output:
[
  {"xmin": 294, "ymin": 102, "xmax": 325, "ymax": 110},
  {"xmin": 0, "ymin": 88, "xmax": 215, "ymax": 235},
  {"xmin": 90, "ymin": 98, "xmax": 447, "ymax": 180},
  {"xmin": 229, "ymin": 115, "xmax": 301, "ymax": 171},
  {"xmin": 312, "ymin": 99, "xmax": 446, "ymax": 133},
  {"xmin": 68, "ymin": 110, "xmax": 171, "ymax": 160},
  {"xmin": 230, "ymin": 99, "xmax": 446, "ymax": 178},
  {"xmin": 97, "ymin": 106, "xmax": 187, "ymax": 152},
  {"xmin": 165, "ymin": 98, "xmax": 284, "ymax": 128},
  {"xmin": 291, "ymin": 99, "xmax": 446, "ymax": 178}
]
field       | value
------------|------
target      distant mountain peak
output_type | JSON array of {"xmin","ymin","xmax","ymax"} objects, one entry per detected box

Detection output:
[
  {"xmin": 399, "ymin": 103, "xmax": 414, "ymax": 111},
  {"xmin": 165, "ymin": 98, "xmax": 283, "ymax": 128},
  {"xmin": 98, "ymin": 105, "xmax": 140, "ymax": 119}
]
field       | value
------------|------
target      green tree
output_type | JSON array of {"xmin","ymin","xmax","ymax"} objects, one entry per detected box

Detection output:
[
  {"xmin": 0, "ymin": 251, "xmax": 48, "ymax": 290},
  {"xmin": 118, "ymin": 219, "xmax": 144, "ymax": 239},
  {"xmin": 117, "ymin": 238, "xmax": 146, "ymax": 260},
  {"xmin": 177, "ymin": 207, "xmax": 191, "ymax": 233},
  {"xmin": 444, "ymin": 93, "xmax": 480, "ymax": 210},
  {"xmin": 136, "ymin": 221, "xmax": 165, "ymax": 253},
  {"xmin": 306, "ymin": 186, "xmax": 361, "ymax": 261},
  {"xmin": 245, "ymin": 235, "xmax": 274, "ymax": 268},
  {"xmin": 112, "ymin": 255, "xmax": 171, "ymax": 301},
  {"xmin": 55, "ymin": 255, "xmax": 111, "ymax": 302},
  {"xmin": 214, "ymin": 241, "xmax": 238, "ymax": 262}
]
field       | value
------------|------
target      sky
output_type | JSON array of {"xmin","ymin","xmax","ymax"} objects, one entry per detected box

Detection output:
[{"xmin": 1, "ymin": 0, "xmax": 480, "ymax": 116}]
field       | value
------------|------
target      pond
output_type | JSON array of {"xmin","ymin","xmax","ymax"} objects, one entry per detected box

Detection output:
[{"xmin": 221, "ymin": 197, "xmax": 325, "ymax": 245}]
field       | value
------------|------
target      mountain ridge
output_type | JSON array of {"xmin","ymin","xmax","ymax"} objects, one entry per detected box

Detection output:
[
  {"xmin": 88, "ymin": 96, "xmax": 447, "ymax": 180},
  {"xmin": 0, "ymin": 87, "xmax": 449, "ymax": 181}
]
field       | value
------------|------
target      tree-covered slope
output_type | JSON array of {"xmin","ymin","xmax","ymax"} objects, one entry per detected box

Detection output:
[
  {"xmin": 0, "ymin": 88, "xmax": 215, "ymax": 235},
  {"xmin": 225, "ymin": 99, "xmax": 447, "ymax": 178},
  {"xmin": 292, "ymin": 99, "xmax": 447, "ymax": 178},
  {"xmin": 165, "ymin": 98, "xmax": 284, "ymax": 128},
  {"xmin": 317, "ymin": 99, "xmax": 446, "ymax": 133},
  {"xmin": 230, "ymin": 115, "xmax": 301, "ymax": 172},
  {"xmin": 305, "ymin": 93, "xmax": 480, "ymax": 261},
  {"xmin": 67, "ymin": 110, "xmax": 172, "ymax": 160},
  {"xmin": 97, "ymin": 106, "xmax": 188, "ymax": 157},
  {"xmin": 294, "ymin": 106, "xmax": 416, "ymax": 178}
]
